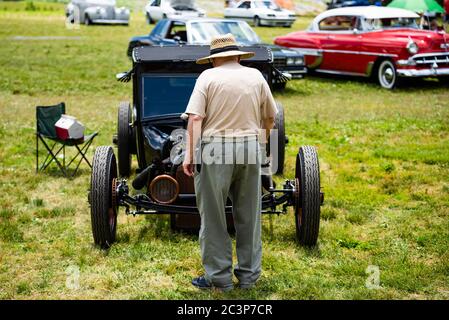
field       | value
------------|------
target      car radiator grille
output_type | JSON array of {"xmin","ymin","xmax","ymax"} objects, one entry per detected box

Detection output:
[
  {"xmin": 413, "ymin": 52, "xmax": 449, "ymax": 67},
  {"xmin": 273, "ymin": 57, "xmax": 286, "ymax": 69}
]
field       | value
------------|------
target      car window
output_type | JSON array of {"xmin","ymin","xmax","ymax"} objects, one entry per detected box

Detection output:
[
  {"xmin": 238, "ymin": 1, "xmax": 251, "ymax": 9},
  {"xmin": 142, "ymin": 74, "xmax": 198, "ymax": 118},
  {"xmin": 319, "ymin": 15, "xmax": 359, "ymax": 31},
  {"xmin": 166, "ymin": 22, "xmax": 187, "ymax": 40},
  {"xmin": 151, "ymin": 0, "xmax": 161, "ymax": 6},
  {"xmin": 253, "ymin": 1, "xmax": 280, "ymax": 10},
  {"xmin": 364, "ymin": 17, "xmax": 419, "ymax": 31},
  {"xmin": 189, "ymin": 21, "xmax": 261, "ymax": 44}
]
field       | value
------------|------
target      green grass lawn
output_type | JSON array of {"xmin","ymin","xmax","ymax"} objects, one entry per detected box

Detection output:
[{"xmin": 0, "ymin": 3, "xmax": 448, "ymax": 300}]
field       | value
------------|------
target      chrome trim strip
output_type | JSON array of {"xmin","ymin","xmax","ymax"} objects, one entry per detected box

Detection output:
[
  {"xmin": 411, "ymin": 52, "xmax": 449, "ymax": 59},
  {"xmin": 315, "ymin": 69, "xmax": 368, "ymax": 77},
  {"xmin": 416, "ymin": 58, "xmax": 449, "ymax": 65},
  {"xmin": 323, "ymin": 49, "xmax": 397, "ymax": 57},
  {"xmin": 291, "ymin": 48, "xmax": 322, "ymax": 56},
  {"xmin": 289, "ymin": 47, "xmax": 397, "ymax": 58},
  {"xmin": 397, "ymin": 68, "xmax": 449, "ymax": 77}
]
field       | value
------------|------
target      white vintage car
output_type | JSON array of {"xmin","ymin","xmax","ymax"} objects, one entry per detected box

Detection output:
[
  {"xmin": 66, "ymin": 0, "xmax": 130, "ymax": 25},
  {"xmin": 224, "ymin": 0, "xmax": 296, "ymax": 27},
  {"xmin": 145, "ymin": 0, "xmax": 206, "ymax": 24}
]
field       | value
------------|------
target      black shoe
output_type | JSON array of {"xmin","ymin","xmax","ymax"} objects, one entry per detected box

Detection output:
[
  {"xmin": 192, "ymin": 276, "xmax": 233, "ymax": 292},
  {"xmin": 192, "ymin": 276, "xmax": 212, "ymax": 290},
  {"xmin": 237, "ymin": 282, "xmax": 255, "ymax": 290}
]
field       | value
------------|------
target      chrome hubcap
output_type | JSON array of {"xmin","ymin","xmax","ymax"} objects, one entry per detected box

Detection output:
[
  {"xmin": 380, "ymin": 63, "xmax": 395, "ymax": 88},
  {"xmin": 384, "ymin": 68, "xmax": 394, "ymax": 82}
]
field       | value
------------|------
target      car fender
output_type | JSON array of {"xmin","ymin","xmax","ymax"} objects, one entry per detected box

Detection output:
[
  {"xmin": 84, "ymin": 6, "xmax": 101, "ymax": 20},
  {"xmin": 275, "ymin": 33, "xmax": 323, "ymax": 68}
]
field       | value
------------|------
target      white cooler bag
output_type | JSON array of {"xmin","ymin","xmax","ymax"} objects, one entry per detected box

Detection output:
[{"xmin": 55, "ymin": 115, "xmax": 85, "ymax": 140}]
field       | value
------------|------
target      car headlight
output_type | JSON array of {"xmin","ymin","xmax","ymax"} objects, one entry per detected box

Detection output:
[
  {"xmin": 286, "ymin": 58, "xmax": 295, "ymax": 65},
  {"xmin": 407, "ymin": 40, "xmax": 419, "ymax": 55},
  {"xmin": 295, "ymin": 57, "xmax": 304, "ymax": 65}
]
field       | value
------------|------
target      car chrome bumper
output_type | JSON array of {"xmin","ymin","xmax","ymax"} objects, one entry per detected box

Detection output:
[
  {"xmin": 92, "ymin": 19, "xmax": 129, "ymax": 24},
  {"xmin": 397, "ymin": 68, "xmax": 449, "ymax": 77},
  {"xmin": 288, "ymin": 69, "xmax": 307, "ymax": 78},
  {"xmin": 261, "ymin": 18, "xmax": 295, "ymax": 26}
]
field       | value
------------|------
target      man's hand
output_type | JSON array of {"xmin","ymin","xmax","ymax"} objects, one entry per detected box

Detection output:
[
  {"xmin": 183, "ymin": 158, "xmax": 194, "ymax": 177},
  {"xmin": 183, "ymin": 114, "xmax": 203, "ymax": 177}
]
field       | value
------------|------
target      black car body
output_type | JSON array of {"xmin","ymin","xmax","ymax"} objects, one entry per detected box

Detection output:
[
  {"xmin": 88, "ymin": 45, "xmax": 322, "ymax": 249},
  {"xmin": 127, "ymin": 18, "xmax": 307, "ymax": 89}
]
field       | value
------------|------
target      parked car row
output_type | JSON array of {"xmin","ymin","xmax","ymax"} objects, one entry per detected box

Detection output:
[
  {"xmin": 66, "ymin": 0, "xmax": 298, "ymax": 28},
  {"xmin": 66, "ymin": 1, "xmax": 449, "ymax": 90}
]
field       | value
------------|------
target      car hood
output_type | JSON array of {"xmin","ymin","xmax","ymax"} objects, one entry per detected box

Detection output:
[
  {"xmin": 130, "ymin": 35, "xmax": 153, "ymax": 43},
  {"xmin": 363, "ymin": 29, "xmax": 449, "ymax": 52},
  {"xmin": 267, "ymin": 44, "xmax": 303, "ymax": 57},
  {"xmin": 171, "ymin": 0, "xmax": 194, "ymax": 5}
]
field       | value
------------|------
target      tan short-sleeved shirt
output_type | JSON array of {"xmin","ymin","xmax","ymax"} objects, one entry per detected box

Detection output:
[{"xmin": 185, "ymin": 61, "xmax": 277, "ymax": 138}]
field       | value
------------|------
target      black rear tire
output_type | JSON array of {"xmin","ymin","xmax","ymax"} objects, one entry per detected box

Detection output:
[
  {"xmin": 254, "ymin": 16, "xmax": 261, "ymax": 27},
  {"xmin": 272, "ymin": 101, "xmax": 285, "ymax": 175},
  {"xmin": 146, "ymin": 13, "xmax": 154, "ymax": 24},
  {"xmin": 90, "ymin": 146, "xmax": 118, "ymax": 249},
  {"xmin": 117, "ymin": 101, "xmax": 132, "ymax": 177},
  {"xmin": 294, "ymin": 146, "xmax": 320, "ymax": 246}
]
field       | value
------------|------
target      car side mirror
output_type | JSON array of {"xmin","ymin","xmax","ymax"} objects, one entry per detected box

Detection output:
[
  {"xmin": 173, "ymin": 35, "xmax": 181, "ymax": 42},
  {"xmin": 116, "ymin": 72, "xmax": 127, "ymax": 80}
]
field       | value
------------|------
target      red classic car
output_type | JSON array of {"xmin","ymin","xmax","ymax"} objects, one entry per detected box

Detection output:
[{"xmin": 274, "ymin": 6, "xmax": 449, "ymax": 89}]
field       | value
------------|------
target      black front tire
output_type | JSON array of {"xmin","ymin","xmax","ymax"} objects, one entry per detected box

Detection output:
[
  {"xmin": 84, "ymin": 14, "xmax": 92, "ymax": 26},
  {"xmin": 295, "ymin": 146, "xmax": 320, "ymax": 246},
  {"xmin": 272, "ymin": 101, "xmax": 285, "ymax": 175},
  {"xmin": 254, "ymin": 16, "xmax": 261, "ymax": 27},
  {"xmin": 117, "ymin": 101, "xmax": 132, "ymax": 177},
  {"xmin": 90, "ymin": 146, "xmax": 118, "ymax": 249}
]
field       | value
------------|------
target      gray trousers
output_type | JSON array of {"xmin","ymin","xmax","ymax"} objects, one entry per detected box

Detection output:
[{"xmin": 194, "ymin": 138, "xmax": 262, "ymax": 288}]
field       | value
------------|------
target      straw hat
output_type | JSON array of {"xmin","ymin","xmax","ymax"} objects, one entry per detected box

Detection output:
[{"xmin": 196, "ymin": 33, "xmax": 255, "ymax": 65}]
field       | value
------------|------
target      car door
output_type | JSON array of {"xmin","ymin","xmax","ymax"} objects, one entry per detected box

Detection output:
[
  {"xmin": 149, "ymin": 0, "xmax": 163, "ymax": 21},
  {"xmin": 229, "ymin": 1, "xmax": 251, "ymax": 20},
  {"xmin": 316, "ymin": 15, "xmax": 365, "ymax": 74}
]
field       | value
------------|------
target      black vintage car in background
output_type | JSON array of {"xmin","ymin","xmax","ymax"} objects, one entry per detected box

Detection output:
[
  {"xmin": 88, "ymin": 45, "xmax": 322, "ymax": 249},
  {"xmin": 127, "ymin": 18, "xmax": 307, "ymax": 90}
]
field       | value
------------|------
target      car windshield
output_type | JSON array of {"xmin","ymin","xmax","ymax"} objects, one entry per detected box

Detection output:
[
  {"xmin": 189, "ymin": 21, "xmax": 261, "ymax": 45},
  {"xmin": 364, "ymin": 17, "xmax": 420, "ymax": 31},
  {"xmin": 253, "ymin": 1, "xmax": 281, "ymax": 10},
  {"xmin": 141, "ymin": 74, "xmax": 198, "ymax": 118}
]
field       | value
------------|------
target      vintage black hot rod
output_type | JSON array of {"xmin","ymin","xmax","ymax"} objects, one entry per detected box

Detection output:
[{"xmin": 88, "ymin": 45, "xmax": 323, "ymax": 249}]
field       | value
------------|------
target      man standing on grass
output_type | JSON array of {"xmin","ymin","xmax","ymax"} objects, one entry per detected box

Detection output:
[{"xmin": 182, "ymin": 34, "xmax": 277, "ymax": 291}]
